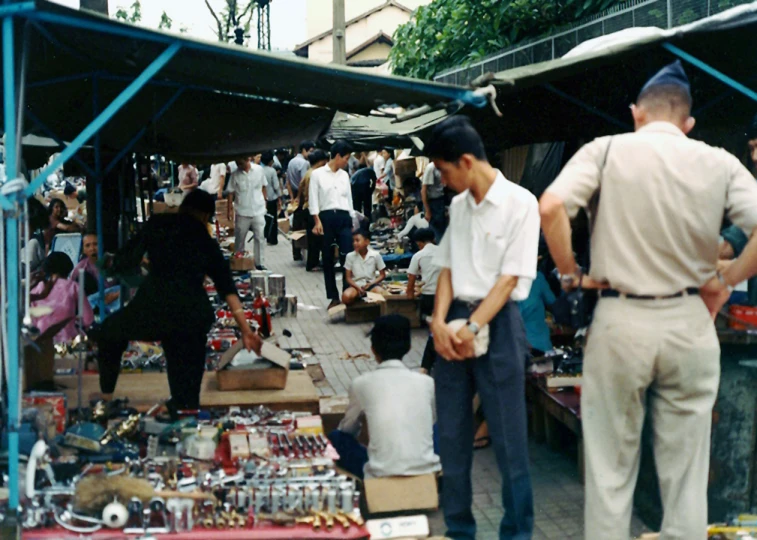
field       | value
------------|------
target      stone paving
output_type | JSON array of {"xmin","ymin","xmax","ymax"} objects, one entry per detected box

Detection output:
[{"xmin": 251, "ymin": 235, "xmax": 649, "ymax": 539}]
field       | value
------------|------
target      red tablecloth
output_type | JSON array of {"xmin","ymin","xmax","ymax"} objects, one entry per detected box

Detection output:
[{"xmin": 24, "ymin": 524, "xmax": 369, "ymax": 539}]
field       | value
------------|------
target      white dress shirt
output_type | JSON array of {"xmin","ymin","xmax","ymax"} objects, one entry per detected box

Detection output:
[
  {"xmin": 344, "ymin": 248, "xmax": 386, "ymax": 287},
  {"xmin": 373, "ymin": 154, "xmax": 385, "ymax": 180},
  {"xmin": 200, "ymin": 163, "xmax": 226, "ymax": 194},
  {"xmin": 338, "ymin": 360, "xmax": 441, "ymax": 479},
  {"xmin": 227, "ymin": 164, "xmax": 268, "ymax": 218},
  {"xmin": 409, "ymin": 243, "xmax": 441, "ymax": 296},
  {"xmin": 435, "ymin": 171, "xmax": 539, "ymax": 301},
  {"xmin": 308, "ymin": 165, "xmax": 354, "ymax": 215},
  {"xmin": 397, "ymin": 213, "xmax": 430, "ymax": 239}
]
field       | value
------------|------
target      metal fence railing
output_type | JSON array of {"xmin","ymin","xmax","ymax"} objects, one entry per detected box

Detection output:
[{"xmin": 433, "ymin": 0, "xmax": 752, "ymax": 85}]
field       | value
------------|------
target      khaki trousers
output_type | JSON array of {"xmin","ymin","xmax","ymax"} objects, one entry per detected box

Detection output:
[{"xmin": 582, "ymin": 295, "xmax": 720, "ymax": 540}]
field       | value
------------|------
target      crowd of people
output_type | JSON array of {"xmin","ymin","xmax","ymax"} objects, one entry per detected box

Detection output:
[{"xmin": 22, "ymin": 59, "xmax": 757, "ymax": 540}]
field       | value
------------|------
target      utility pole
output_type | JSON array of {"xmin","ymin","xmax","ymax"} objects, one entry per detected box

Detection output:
[{"xmin": 332, "ymin": 0, "xmax": 346, "ymax": 64}]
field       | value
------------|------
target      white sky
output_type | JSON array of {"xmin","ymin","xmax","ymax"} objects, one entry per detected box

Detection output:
[{"xmin": 49, "ymin": 0, "xmax": 308, "ymax": 50}]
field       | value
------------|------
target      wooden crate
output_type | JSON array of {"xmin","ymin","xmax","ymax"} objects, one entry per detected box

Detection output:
[
  {"xmin": 345, "ymin": 301, "xmax": 384, "ymax": 324},
  {"xmin": 382, "ymin": 295, "xmax": 421, "ymax": 328}
]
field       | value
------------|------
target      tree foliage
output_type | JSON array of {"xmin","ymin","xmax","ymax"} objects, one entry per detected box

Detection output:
[
  {"xmin": 204, "ymin": 0, "xmax": 256, "ymax": 43},
  {"xmin": 389, "ymin": 0, "xmax": 624, "ymax": 80},
  {"xmin": 115, "ymin": 0, "xmax": 141, "ymax": 24},
  {"xmin": 158, "ymin": 11, "xmax": 173, "ymax": 31}
]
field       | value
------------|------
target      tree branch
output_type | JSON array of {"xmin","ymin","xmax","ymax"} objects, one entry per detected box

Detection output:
[
  {"xmin": 238, "ymin": 0, "xmax": 255, "ymax": 23},
  {"xmin": 204, "ymin": 0, "xmax": 224, "ymax": 41}
]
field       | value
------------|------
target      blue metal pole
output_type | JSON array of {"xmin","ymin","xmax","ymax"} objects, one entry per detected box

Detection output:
[
  {"xmin": 93, "ymin": 77, "xmax": 105, "ymax": 318},
  {"xmin": 24, "ymin": 41, "xmax": 182, "ymax": 198},
  {"xmin": 2, "ymin": 9, "xmax": 20, "ymax": 512},
  {"xmin": 663, "ymin": 43, "xmax": 757, "ymax": 103}
]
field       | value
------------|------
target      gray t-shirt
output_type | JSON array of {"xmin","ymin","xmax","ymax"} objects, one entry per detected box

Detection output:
[
  {"xmin": 263, "ymin": 166, "xmax": 280, "ymax": 201},
  {"xmin": 422, "ymin": 163, "xmax": 444, "ymax": 200},
  {"xmin": 286, "ymin": 154, "xmax": 310, "ymax": 192}
]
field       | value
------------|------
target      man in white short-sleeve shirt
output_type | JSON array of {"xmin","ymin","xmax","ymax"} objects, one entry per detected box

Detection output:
[
  {"xmin": 227, "ymin": 157, "xmax": 268, "ymax": 269},
  {"xmin": 199, "ymin": 162, "xmax": 226, "ymax": 199},
  {"xmin": 427, "ymin": 116, "xmax": 539, "ymax": 540}
]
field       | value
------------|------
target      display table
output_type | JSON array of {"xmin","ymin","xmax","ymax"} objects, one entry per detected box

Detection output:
[
  {"xmin": 24, "ymin": 524, "xmax": 369, "ymax": 539},
  {"xmin": 526, "ymin": 378, "xmax": 583, "ymax": 479},
  {"xmin": 54, "ymin": 371, "xmax": 319, "ymax": 413}
]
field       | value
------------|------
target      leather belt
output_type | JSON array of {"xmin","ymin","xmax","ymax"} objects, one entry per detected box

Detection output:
[
  {"xmin": 454, "ymin": 298, "xmax": 483, "ymax": 311},
  {"xmin": 599, "ymin": 287, "xmax": 699, "ymax": 300}
]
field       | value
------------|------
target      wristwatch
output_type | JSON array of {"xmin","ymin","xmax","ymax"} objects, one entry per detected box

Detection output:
[
  {"xmin": 716, "ymin": 270, "xmax": 733, "ymax": 291},
  {"xmin": 466, "ymin": 320, "xmax": 480, "ymax": 336},
  {"xmin": 559, "ymin": 268, "xmax": 583, "ymax": 290}
]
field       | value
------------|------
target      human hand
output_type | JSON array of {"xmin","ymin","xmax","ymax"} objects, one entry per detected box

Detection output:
[
  {"xmin": 418, "ymin": 367, "xmax": 429, "ymax": 376},
  {"xmin": 454, "ymin": 326, "xmax": 477, "ymax": 359},
  {"xmin": 431, "ymin": 319, "xmax": 464, "ymax": 361},
  {"xmin": 425, "ymin": 211, "xmax": 432, "ymax": 222},
  {"xmin": 313, "ymin": 222, "xmax": 324, "ymax": 236},
  {"xmin": 700, "ymin": 275, "xmax": 731, "ymax": 320},
  {"xmin": 242, "ymin": 328, "xmax": 263, "ymax": 354}
]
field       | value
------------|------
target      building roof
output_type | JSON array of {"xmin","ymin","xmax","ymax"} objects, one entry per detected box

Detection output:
[
  {"xmin": 294, "ymin": 1, "xmax": 412, "ymax": 54},
  {"xmin": 346, "ymin": 31, "xmax": 394, "ymax": 60}
]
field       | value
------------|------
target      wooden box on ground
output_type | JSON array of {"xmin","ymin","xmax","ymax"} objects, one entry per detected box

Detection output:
[
  {"xmin": 344, "ymin": 294, "xmax": 386, "ymax": 324},
  {"xmin": 364, "ymin": 474, "xmax": 438, "ymax": 514},
  {"xmin": 216, "ymin": 342, "xmax": 291, "ymax": 391},
  {"xmin": 382, "ymin": 295, "xmax": 421, "ymax": 328},
  {"xmin": 151, "ymin": 202, "xmax": 180, "ymax": 215},
  {"xmin": 229, "ymin": 256, "xmax": 255, "ymax": 271}
]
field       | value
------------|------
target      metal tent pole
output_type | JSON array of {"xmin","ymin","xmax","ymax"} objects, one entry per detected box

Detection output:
[
  {"xmin": 2, "ymin": 5, "xmax": 21, "ymax": 514},
  {"xmin": 93, "ymin": 76, "xmax": 106, "ymax": 318}
]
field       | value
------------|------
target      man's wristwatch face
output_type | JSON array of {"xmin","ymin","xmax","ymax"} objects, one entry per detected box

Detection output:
[
  {"xmin": 466, "ymin": 321, "xmax": 480, "ymax": 335},
  {"xmin": 560, "ymin": 274, "xmax": 579, "ymax": 288}
]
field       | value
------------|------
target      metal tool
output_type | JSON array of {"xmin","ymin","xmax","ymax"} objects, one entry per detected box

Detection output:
[
  {"xmin": 123, "ymin": 497, "xmax": 145, "ymax": 534},
  {"xmin": 146, "ymin": 497, "xmax": 170, "ymax": 534},
  {"xmin": 167, "ymin": 498, "xmax": 194, "ymax": 533}
]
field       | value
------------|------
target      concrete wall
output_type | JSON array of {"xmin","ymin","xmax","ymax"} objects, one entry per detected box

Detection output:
[
  {"xmin": 306, "ymin": 4, "xmax": 411, "ymax": 63},
  {"xmin": 305, "ymin": 0, "xmax": 431, "ymax": 41}
]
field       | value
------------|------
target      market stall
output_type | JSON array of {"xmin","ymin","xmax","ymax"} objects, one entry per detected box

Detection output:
[{"xmin": 0, "ymin": 1, "xmax": 493, "ymax": 533}]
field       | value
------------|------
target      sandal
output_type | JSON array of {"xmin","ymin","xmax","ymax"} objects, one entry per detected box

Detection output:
[{"xmin": 473, "ymin": 436, "xmax": 491, "ymax": 450}]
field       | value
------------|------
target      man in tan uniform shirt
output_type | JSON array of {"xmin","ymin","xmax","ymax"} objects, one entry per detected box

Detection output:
[{"xmin": 540, "ymin": 61, "xmax": 757, "ymax": 540}]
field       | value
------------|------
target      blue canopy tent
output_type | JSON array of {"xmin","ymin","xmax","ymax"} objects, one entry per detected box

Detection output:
[{"xmin": 0, "ymin": 0, "xmax": 491, "ymax": 524}]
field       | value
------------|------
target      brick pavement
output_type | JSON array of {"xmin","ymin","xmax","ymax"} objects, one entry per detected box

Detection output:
[{"xmin": 252, "ymin": 235, "xmax": 649, "ymax": 539}]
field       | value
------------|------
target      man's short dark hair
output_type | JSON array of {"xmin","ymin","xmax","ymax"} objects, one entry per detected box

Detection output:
[
  {"xmin": 330, "ymin": 141, "xmax": 352, "ymax": 159},
  {"xmin": 424, "ymin": 116, "xmax": 487, "ymax": 162},
  {"xmin": 637, "ymin": 84, "xmax": 692, "ymax": 120},
  {"xmin": 43, "ymin": 252, "xmax": 74, "ymax": 278},
  {"xmin": 370, "ymin": 315, "xmax": 411, "ymax": 361},
  {"xmin": 299, "ymin": 140, "xmax": 315, "ymax": 153},
  {"xmin": 353, "ymin": 228, "xmax": 371, "ymax": 241},
  {"xmin": 414, "ymin": 228, "xmax": 436, "ymax": 244},
  {"xmin": 261, "ymin": 151, "xmax": 274, "ymax": 165},
  {"xmin": 308, "ymin": 149, "xmax": 328, "ymax": 166}
]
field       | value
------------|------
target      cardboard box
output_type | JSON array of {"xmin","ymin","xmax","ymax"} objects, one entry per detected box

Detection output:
[
  {"xmin": 382, "ymin": 295, "xmax": 421, "ymax": 328},
  {"xmin": 151, "ymin": 202, "xmax": 179, "ymax": 214},
  {"xmin": 289, "ymin": 230, "xmax": 307, "ymax": 249},
  {"xmin": 364, "ymin": 474, "xmax": 439, "ymax": 514},
  {"xmin": 22, "ymin": 393, "xmax": 68, "ymax": 434},
  {"xmin": 394, "ymin": 157, "xmax": 419, "ymax": 179},
  {"xmin": 344, "ymin": 293, "xmax": 386, "ymax": 324},
  {"xmin": 366, "ymin": 515, "xmax": 431, "ymax": 539},
  {"xmin": 216, "ymin": 341, "xmax": 291, "ymax": 391},
  {"xmin": 229, "ymin": 256, "xmax": 255, "ymax": 271},
  {"xmin": 277, "ymin": 218, "xmax": 290, "ymax": 235}
]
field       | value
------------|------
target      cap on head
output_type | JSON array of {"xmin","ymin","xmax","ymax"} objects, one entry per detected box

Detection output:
[{"xmin": 638, "ymin": 60, "xmax": 691, "ymax": 102}]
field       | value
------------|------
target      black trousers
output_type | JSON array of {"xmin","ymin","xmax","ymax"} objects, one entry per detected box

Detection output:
[
  {"xmin": 320, "ymin": 210, "xmax": 353, "ymax": 301},
  {"xmin": 264, "ymin": 200, "xmax": 279, "ymax": 245},
  {"xmin": 352, "ymin": 184, "xmax": 372, "ymax": 222},
  {"xmin": 305, "ymin": 213, "xmax": 322, "ymax": 271},
  {"xmin": 429, "ymin": 197, "xmax": 447, "ymax": 241},
  {"xmin": 97, "ymin": 294, "xmax": 212, "ymax": 410},
  {"xmin": 420, "ymin": 294, "xmax": 437, "ymax": 372}
]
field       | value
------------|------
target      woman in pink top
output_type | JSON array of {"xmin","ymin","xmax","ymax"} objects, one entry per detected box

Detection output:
[
  {"xmin": 178, "ymin": 163, "xmax": 199, "ymax": 192},
  {"xmin": 32, "ymin": 252, "xmax": 94, "ymax": 343}
]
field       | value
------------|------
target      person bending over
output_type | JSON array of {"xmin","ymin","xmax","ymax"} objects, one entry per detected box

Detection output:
[
  {"xmin": 328, "ymin": 314, "xmax": 441, "ymax": 479},
  {"xmin": 342, "ymin": 229, "xmax": 386, "ymax": 306}
]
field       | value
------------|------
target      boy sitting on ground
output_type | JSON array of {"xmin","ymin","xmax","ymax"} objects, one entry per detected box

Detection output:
[
  {"xmin": 328, "ymin": 314, "xmax": 441, "ymax": 479},
  {"xmin": 342, "ymin": 229, "xmax": 387, "ymax": 306}
]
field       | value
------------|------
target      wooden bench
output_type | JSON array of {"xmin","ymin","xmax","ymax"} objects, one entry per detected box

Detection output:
[{"xmin": 527, "ymin": 377, "xmax": 584, "ymax": 481}]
